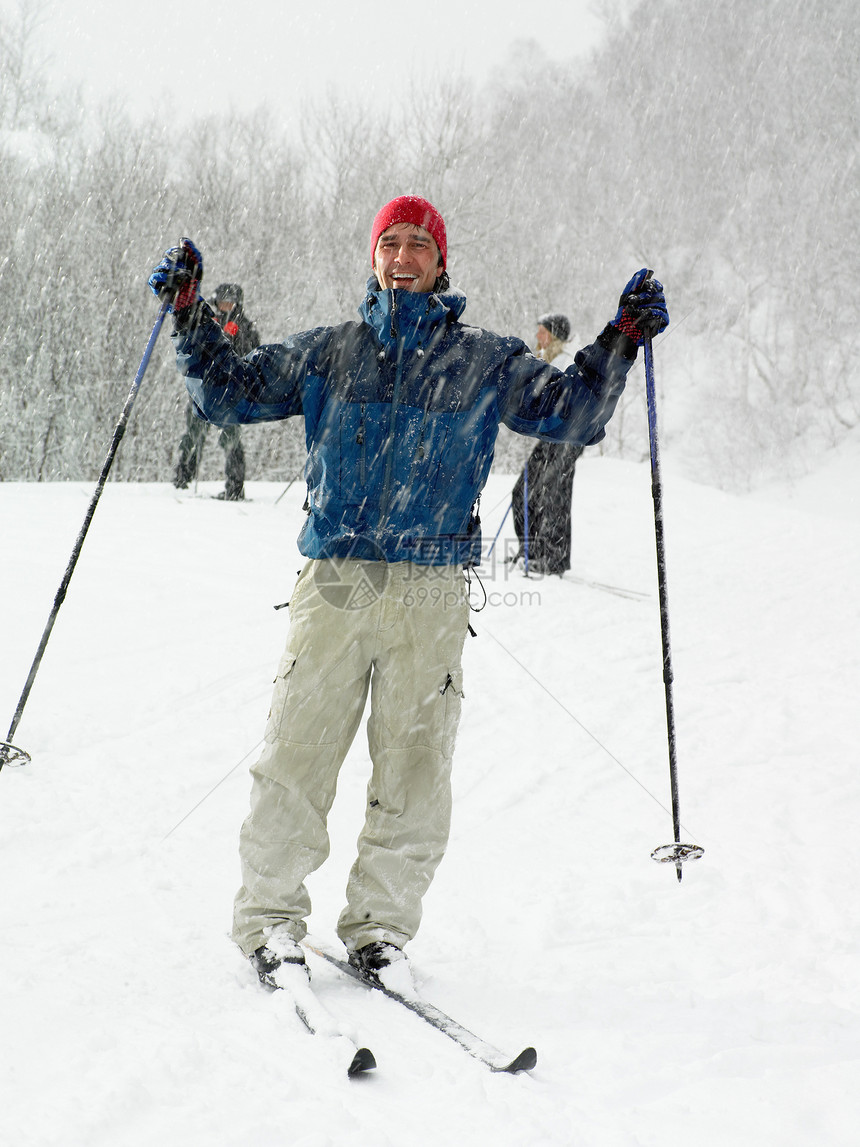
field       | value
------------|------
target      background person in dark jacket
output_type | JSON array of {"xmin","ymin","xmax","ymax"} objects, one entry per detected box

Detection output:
[
  {"xmin": 173, "ymin": 282, "xmax": 260, "ymax": 500},
  {"xmin": 511, "ymin": 313, "xmax": 584, "ymax": 575},
  {"xmin": 148, "ymin": 197, "xmax": 669, "ymax": 992}
]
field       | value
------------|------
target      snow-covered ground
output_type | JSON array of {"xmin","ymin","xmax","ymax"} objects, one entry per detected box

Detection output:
[{"xmin": 1, "ymin": 444, "xmax": 858, "ymax": 1146}]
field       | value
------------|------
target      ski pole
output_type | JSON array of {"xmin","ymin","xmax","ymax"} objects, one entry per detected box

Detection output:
[
  {"xmin": 0, "ymin": 298, "xmax": 172, "ymax": 773},
  {"xmin": 643, "ymin": 330, "xmax": 703, "ymax": 880},
  {"xmin": 274, "ymin": 469, "xmax": 304, "ymax": 505},
  {"xmin": 522, "ymin": 461, "xmax": 530, "ymax": 575}
]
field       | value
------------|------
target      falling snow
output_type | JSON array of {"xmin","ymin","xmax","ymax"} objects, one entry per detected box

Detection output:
[{"xmin": 1, "ymin": 445, "xmax": 858, "ymax": 1144}]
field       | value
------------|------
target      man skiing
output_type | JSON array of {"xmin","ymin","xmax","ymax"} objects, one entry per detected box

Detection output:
[
  {"xmin": 511, "ymin": 313, "xmax": 584, "ymax": 575},
  {"xmin": 173, "ymin": 282, "xmax": 260, "ymax": 500},
  {"xmin": 148, "ymin": 195, "xmax": 669, "ymax": 991}
]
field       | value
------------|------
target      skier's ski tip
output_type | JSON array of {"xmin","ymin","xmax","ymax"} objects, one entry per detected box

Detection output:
[
  {"xmin": 497, "ymin": 1046, "xmax": 537, "ymax": 1074},
  {"xmin": 305, "ymin": 938, "xmax": 537, "ymax": 1075},
  {"xmin": 348, "ymin": 1047, "xmax": 378, "ymax": 1076}
]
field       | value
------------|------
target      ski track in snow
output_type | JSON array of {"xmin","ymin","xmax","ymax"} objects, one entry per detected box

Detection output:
[{"xmin": 1, "ymin": 449, "xmax": 859, "ymax": 1147}]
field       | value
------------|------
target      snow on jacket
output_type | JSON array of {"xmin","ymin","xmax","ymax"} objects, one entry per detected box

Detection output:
[{"xmin": 173, "ymin": 279, "xmax": 638, "ymax": 566}]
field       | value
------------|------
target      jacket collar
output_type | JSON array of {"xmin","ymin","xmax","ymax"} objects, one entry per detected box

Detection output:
[{"xmin": 359, "ymin": 277, "xmax": 467, "ymax": 353}]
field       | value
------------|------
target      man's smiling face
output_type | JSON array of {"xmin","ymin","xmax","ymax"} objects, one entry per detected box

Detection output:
[{"xmin": 373, "ymin": 222, "xmax": 443, "ymax": 293}]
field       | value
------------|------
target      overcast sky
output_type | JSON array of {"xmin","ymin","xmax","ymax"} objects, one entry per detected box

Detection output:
[{"xmin": 17, "ymin": 0, "xmax": 607, "ymax": 128}]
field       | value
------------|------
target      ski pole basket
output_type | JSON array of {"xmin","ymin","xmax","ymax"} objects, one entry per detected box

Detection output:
[
  {"xmin": 651, "ymin": 843, "xmax": 704, "ymax": 867},
  {"xmin": 0, "ymin": 740, "xmax": 31, "ymax": 768}
]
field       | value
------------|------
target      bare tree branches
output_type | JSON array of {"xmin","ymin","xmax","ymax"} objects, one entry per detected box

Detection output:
[{"xmin": 0, "ymin": 0, "xmax": 856, "ymax": 488}]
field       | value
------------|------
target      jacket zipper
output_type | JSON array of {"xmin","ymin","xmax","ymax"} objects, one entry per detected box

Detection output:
[
  {"xmin": 390, "ymin": 288, "xmax": 398, "ymax": 339},
  {"xmin": 377, "ymin": 290, "xmax": 436, "ymax": 529},
  {"xmin": 356, "ymin": 402, "xmax": 366, "ymax": 485},
  {"xmin": 379, "ymin": 294, "xmax": 403, "ymax": 528}
]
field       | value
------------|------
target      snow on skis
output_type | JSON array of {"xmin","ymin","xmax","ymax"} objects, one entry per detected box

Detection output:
[
  {"xmin": 265, "ymin": 960, "xmax": 377, "ymax": 1078},
  {"xmin": 304, "ymin": 939, "xmax": 537, "ymax": 1075}
]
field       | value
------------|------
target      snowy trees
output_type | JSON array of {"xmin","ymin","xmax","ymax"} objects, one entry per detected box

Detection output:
[
  {"xmin": 0, "ymin": 0, "xmax": 856, "ymax": 488},
  {"xmin": 588, "ymin": 0, "xmax": 860, "ymax": 485}
]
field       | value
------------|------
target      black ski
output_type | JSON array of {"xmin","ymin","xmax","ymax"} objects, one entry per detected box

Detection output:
[
  {"xmin": 304, "ymin": 940, "xmax": 536, "ymax": 1074},
  {"xmin": 512, "ymin": 561, "xmax": 648, "ymax": 600},
  {"xmin": 266, "ymin": 961, "xmax": 377, "ymax": 1077}
]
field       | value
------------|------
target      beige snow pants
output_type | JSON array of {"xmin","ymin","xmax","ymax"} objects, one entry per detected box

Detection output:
[{"xmin": 232, "ymin": 558, "xmax": 469, "ymax": 956}]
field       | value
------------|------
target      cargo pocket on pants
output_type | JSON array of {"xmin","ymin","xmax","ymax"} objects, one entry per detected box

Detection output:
[
  {"xmin": 440, "ymin": 668, "xmax": 465, "ymax": 759},
  {"xmin": 264, "ymin": 651, "xmax": 298, "ymax": 743}
]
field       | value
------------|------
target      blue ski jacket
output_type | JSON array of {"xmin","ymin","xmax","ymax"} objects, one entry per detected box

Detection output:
[{"xmin": 173, "ymin": 280, "xmax": 637, "ymax": 566}]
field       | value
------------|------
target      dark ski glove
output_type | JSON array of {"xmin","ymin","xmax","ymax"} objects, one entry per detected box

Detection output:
[
  {"xmin": 148, "ymin": 238, "xmax": 204, "ymax": 313},
  {"xmin": 612, "ymin": 268, "xmax": 669, "ymax": 344}
]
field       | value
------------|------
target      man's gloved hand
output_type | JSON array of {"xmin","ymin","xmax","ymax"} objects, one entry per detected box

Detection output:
[
  {"xmin": 148, "ymin": 238, "xmax": 204, "ymax": 312},
  {"xmin": 612, "ymin": 268, "xmax": 669, "ymax": 344}
]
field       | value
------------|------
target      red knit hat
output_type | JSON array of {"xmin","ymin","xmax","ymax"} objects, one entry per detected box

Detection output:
[{"xmin": 370, "ymin": 196, "xmax": 447, "ymax": 270}]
